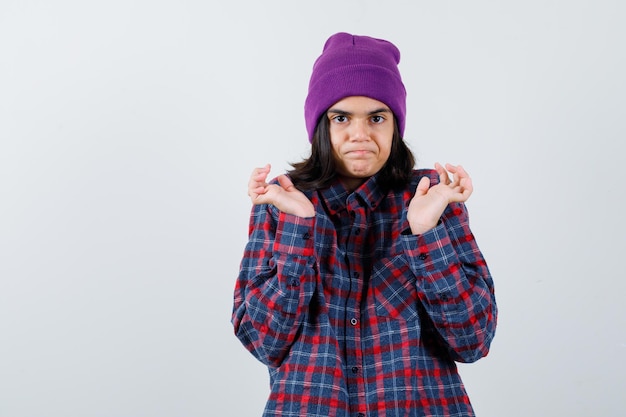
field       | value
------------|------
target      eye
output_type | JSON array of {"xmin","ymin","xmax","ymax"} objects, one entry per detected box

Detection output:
[
  {"xmin": 331, "ymin": 115, "xmax": 348, "ymax": 123},
  {"xmin": 371, "ymin": 115, "xmax": 385, "ymax": 124}
]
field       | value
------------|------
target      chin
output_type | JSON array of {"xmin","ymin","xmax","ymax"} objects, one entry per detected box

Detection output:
[{"xmin": 352, "ymin": 166, "xmax": 380, "ymax": 177}]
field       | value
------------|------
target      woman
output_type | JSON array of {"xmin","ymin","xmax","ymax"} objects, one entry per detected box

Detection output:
[{"xmin": 232, "ymin": 32, "xmax": 497, "ymax": 417}]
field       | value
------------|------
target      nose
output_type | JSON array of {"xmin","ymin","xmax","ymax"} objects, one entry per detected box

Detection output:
[{"xmin": 349, "ymin": 119, "xmax": 370, "ymax": 141}]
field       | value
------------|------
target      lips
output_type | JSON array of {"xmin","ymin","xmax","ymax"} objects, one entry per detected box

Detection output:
[{"xmin": 345, "ymin": 149, "xmax": 375, "ymax": 156}]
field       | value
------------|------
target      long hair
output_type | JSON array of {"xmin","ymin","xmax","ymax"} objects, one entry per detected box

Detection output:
[{"xmin": 288, "ymin": 115, "xmax": 416, "ymax": 191}]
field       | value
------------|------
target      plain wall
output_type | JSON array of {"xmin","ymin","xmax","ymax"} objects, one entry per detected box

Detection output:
[{"xmin": 1, "ymin": 1, "xmax": 625, "ymax": 416}]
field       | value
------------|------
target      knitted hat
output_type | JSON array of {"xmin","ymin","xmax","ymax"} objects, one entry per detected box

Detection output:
[{"xmin": 304, "ymin": 32, "xmax": 406, "ymax": 142}]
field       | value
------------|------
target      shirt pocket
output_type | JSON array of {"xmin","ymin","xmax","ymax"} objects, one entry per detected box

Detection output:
[{"xmin": 371, "ymin": 254, "xmax": 419, "ymax": 321}]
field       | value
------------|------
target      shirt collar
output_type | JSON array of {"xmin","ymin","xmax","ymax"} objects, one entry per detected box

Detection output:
[{"xmin": 319, "ymin": 173, "xmax": 387, "ymax": 215}]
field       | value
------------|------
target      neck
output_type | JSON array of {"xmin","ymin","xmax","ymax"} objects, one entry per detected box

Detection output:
[{"xmin": 338, "ymin": 176, "xmax": 367, "ymax": 193}]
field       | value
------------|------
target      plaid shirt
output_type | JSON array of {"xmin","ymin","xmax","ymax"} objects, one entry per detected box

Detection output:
[{"xmin": 232, "ymin": 169, "xmax": 497, "ymax": 417}]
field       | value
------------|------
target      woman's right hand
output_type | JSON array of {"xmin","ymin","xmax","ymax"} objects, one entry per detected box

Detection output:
[{"xmin": 248, "ymin": 164, "xmax": 316, "ymax": 218}]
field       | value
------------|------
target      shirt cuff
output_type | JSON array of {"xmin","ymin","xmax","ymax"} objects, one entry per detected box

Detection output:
[
  {"xmin": 273, "ymin": 212, "xmax": 315, "ymax": 257},
  {"xmin": 400, "ymin": 221, "xmax": 460, "ymax": 276}
]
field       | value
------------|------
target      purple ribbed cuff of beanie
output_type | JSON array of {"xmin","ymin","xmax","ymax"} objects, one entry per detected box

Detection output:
[{"xmin": 304, "ymin": 32, "xmax": 406, "ymax": 142}]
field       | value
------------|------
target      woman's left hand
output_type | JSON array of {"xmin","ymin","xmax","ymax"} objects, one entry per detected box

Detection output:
[{"xmin": 407, "ymin": 162, "xmax": 473, "ymax": 235}]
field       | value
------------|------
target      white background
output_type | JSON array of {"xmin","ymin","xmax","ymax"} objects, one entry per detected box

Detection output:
[{"xmin": 1, "ymin": 1, "xmax": 625, "ymax": 416}]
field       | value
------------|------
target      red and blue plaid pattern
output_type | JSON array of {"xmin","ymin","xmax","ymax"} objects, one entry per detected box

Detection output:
[{"xmin": 232, "ymin": 169, "xmax": 497, "ymax": 417}]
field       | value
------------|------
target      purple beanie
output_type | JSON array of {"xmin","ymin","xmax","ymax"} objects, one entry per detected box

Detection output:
[{"xmin": 304, "ymin": 32, "xmax": 406, "ymax": 142}]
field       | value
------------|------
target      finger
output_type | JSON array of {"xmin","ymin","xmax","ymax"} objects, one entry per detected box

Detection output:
[
  {"xmin": 276, "ymin": 174, "xmax": 295, "ymax": 191},
  {"xmin": 460, "ymin": 177, "xmax": 473, "ymax": 195},
  {"xmin": 250, "ymin": 183, "xmax": 279, "ymax": 205},
  {"xmin": 251, "ymin": 163, "xmax": 271, "ymax": 176},
  {"xmin": 249, "ymin": 185, "xmax": 267, "ymax": 195},
  {"xmin": 248, "ymin": 179, "xmax": 267, "ymax": 197},
  {"xmin": 251, "ymin": 164, "xmax": 271, "ymax": 181},
  {"xmin": 449, "ymin": 164, "xmax": 472, "ymax": 181},
  {"xmin": 449, "ymin": 178, "xmax": 473, "ymax": 202},
  {"xmin": 446, "ymin": 164, "xmax": 470, "ymax": 187},
  {"xmin": 444, "ymin": 163, "xmax": 458, "ymax": 173},
  {"xmin": 434, "ymin": 162, "xmax": 450, "ymax": 185},
  {"xmin": 250, "ymin": 192, "xmax": 268, "ymax": 205},
  {"xmin": 414, "ymin": 176, "xmax": 431, "ymax": 196},
  {"xmin": 248, "ymin": 164, "xmax": 272, "ymax": 194},
  {"xmin": 454, "ymin": 165, "xmax": 470, "ymax": 188}
]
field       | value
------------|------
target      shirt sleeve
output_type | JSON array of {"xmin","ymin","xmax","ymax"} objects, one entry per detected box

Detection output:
[
  {"xmin": 231, "ymin": 203, "xmax": 317, "ymax": 367},
  {"xmin": 400, "ymin": 201, "xmax": 498, "ymax": 363}
]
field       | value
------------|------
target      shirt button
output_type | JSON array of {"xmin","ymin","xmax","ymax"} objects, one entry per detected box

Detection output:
[
  {"xmin": 290, "ymin": 279, "xmax": 300, "ymax": 287},
  {"xmin": 302, "ymin": 232, "xmax": 310, "ymax": 240},
  {"xmin": 418, "ymin": 253, "xmax": 428, "ymax": 260},
  {"xmin": 350, "ymin": 318, "xmax": 358, "ymax": 326},
  {"xmin": 354, "ymin": 228, "xmax": 361, "ymax": 235},
  {"xmin": 357, "ymin": 414, "xmax": 365, "ymax": 417},
  {"xmin": 351, "ymin": 366, "xmax": 359, "ymax": 374}
]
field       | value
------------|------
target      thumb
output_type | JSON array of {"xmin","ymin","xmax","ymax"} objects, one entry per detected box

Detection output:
[
  {"xmin": 277, "ymin": 174, "xmax": 295, "ymax": 191},
  {"xmin": 414, "ymin": 176, "xmax": 431, "ymax": 197}
]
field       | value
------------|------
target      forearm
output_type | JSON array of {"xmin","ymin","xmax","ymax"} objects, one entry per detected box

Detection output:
[
  {"xmin": 232, "ymin": 207, "xmax": 317, "ymax": 367},
  {"xmin": 401, "ymin": 203, "xmax": 497, "ymax": 363}
]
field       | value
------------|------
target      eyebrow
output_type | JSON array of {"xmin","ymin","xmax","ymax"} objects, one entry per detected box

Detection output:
[{"xmin": 326, "ymin": 107, "xmax": 391, "ymax": 116}]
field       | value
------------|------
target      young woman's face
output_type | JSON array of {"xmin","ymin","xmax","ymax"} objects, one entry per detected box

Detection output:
[{"xmin": 326, "ymin": 96, "xmax": 395, "ymax": 190}]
